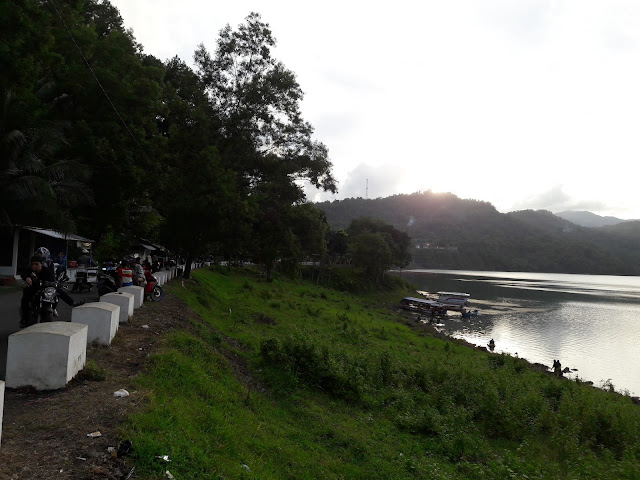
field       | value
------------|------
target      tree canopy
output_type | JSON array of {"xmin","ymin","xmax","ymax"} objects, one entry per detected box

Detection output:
[{"xmin": 2, "ymin": 2, "xmax": 337, "ymax": 278}]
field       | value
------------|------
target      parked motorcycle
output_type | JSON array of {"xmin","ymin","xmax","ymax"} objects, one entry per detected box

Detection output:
[
  {"xmin": 97, "ymin": 266, "xmax": 119, "ymax": 297},
  {"xmin": 144, "ymin": 270, "xmax": 163, "ymax": 302}
]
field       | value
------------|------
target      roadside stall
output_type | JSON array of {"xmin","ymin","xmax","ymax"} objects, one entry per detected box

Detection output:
[{"xmin": 0, "ymin": 226, "xmax": 94, "ymax": 285}]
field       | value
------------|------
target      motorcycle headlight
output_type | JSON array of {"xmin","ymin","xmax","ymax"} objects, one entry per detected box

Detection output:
[{"xmin": 43, "ymin": 286, "xmax": 57, "ymax": 300}]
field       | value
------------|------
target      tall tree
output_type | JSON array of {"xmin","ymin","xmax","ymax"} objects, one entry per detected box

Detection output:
[
  {"xmin": 157, "ymin": 57, "xmax": 240, "ymax": 278},
  {"xmin": 194, "ymin": 12, "xmax": 336, "ymax": 195},
  {"xmin": 0, "ymin": 89, "xmax": 91, "ymax": 230},
  {"xmin": 193, "ymin": 13, "xmax": 337, "ymax": 277},
  {"xmin": 349, "ymin": 232, "xmax": 393, "ymax": 283},
  {"xmin": 348, "ymin": 217, "xmax": 412, "ymax": 269},
  {"xmin": 44, "ymin": 0, "xmax": 166, "ymax": 240}
]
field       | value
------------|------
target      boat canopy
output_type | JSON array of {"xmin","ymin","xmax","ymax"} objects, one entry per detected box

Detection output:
[{"xmin": 437, "ymin": 291, "xmax": 470, "ymax": 298}]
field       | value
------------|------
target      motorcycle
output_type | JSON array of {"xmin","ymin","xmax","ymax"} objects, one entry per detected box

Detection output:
[
  {"xmin": 21, "ymin": 281, "xmax": 58, "ymax": 327},
  {"xmin": 143, "ymin": 270, "xmax": 163, "ymax": 302},
  {"xmin": 97, "ymin": 266, "xmax": 119, "ymax": 297}
]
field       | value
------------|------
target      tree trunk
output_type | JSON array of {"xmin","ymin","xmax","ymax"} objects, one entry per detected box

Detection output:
[{"xmin": 183, "ymin": 256, "xmax": 193, "ymax": 279}]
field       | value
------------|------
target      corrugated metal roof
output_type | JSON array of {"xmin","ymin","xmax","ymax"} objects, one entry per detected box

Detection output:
[{"xmin": 21, "ymin": 226, "xmax": 94, "ymax": 243}]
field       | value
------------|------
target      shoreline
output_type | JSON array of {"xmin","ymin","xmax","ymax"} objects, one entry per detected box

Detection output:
[{"xmin": 393, "ymin": 306, "xmax": 640, "ymax": 403}]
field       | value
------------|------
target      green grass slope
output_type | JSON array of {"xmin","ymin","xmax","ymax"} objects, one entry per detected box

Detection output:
[{"xmin": 126, "ymin": 268, "xmax": 640, "ymax": 479}]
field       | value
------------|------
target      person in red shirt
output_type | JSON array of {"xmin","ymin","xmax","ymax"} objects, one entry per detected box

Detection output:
[{"xmin": 117, "ymin": 260, "xmax": 133, "ymax": 287}]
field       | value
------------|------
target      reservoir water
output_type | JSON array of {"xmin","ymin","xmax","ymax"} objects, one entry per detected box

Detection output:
[{"xmin": 394, "ymin": 270, "xmax": 640, "ymax": 396}]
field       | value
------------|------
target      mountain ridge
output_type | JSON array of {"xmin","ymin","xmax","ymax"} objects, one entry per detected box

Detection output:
[
  {"xmin": 315, "ymin": 192, "xmax": 640, "ymax": 275},
  {"xmin": 554, "ymin": 210, "xmax": 630, "ymax": 228}
]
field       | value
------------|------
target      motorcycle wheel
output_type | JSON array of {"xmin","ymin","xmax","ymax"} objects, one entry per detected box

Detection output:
[
  {"xmin": 98, "ymin": 285, "xmax": 112, "ymax": 297},
  {"xmin": 150, "ymin": 285, "xmax": 163, "ymax": 302}
]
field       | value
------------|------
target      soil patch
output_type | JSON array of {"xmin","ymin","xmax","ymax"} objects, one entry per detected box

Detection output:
[{"xmin": 0, "ymin": 290, "xmax": 197, "ymax": 480}]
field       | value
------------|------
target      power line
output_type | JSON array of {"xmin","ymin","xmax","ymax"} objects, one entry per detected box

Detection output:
[{"xmin": 49, "ymin": 0, "xmax": 151, "ymax": 162}]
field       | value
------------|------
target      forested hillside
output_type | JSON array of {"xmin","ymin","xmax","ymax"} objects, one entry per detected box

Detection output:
[{"xmin": 316, "ymin": 192, "xmax": 640, "ymax": 275}]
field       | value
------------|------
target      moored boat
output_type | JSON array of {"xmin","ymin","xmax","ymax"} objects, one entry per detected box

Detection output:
[
  {"xmin": 417, "ymin": 291, "xmax": 471, "ymax": 311},
  {"xmin": 400, "ymin": 297, "xmax": 448, "ymax": 314}
]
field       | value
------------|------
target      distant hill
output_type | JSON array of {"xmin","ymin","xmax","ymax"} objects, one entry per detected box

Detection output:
[
  {"xmin": 315, "ymin": 192, "xmax": 640, "ymax": 275},
  {"xmin": 555, "ymin": 210, "xmax": 627, "ymax": 228}
]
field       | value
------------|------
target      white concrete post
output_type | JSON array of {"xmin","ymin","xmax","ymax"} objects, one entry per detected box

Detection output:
[
  {"xmin": 118, "ymin": 285, "xmax": 144, "ymax": 308},
  {"xmin": 6, "ymin": 322, "xmax": 88, "ymax": 390},
  {"xmin": 71, "ymin": 302, "xmax": 119, "ymax": 345},
  {"xmin": 0, "ymin": 380, "xmax": 4, "ymax": 447},
  {"xmin": 100, "ymin": 292, "xmax": 134, "ymax": 323}
]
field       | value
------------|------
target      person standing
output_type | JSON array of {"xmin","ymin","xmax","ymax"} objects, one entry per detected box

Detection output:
[
  {"xmin": 117, "ymin": 260, "xmax": 133, "ymax": 287},
  {"xmin": 56, "ymin": 251, "xmax": 67, "ymax": 279},
  {"xmin": 77, "ymin": 249, "xmax": 95, "ymax": 266},
  {"xmin": 132, "ymin": 257, "xmax": 145, "ymax": 286},
  {"xmin": 20, "ymin": 256, "xmax": 55, "ymax": 327}
]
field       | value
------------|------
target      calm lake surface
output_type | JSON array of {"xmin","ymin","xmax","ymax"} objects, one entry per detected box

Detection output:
[{"xmin": 394, "ymin": 269, "xmax": 640, "ymax": 396}]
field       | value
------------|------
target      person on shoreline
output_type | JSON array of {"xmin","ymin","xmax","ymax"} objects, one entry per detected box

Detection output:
[{"xmin": 553, "ymin": 359, "xmax": 563, "ymax": 377}]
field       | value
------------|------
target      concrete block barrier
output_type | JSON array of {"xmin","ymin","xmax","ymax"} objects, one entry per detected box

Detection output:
[
  {"xmin": 154, "ymin": 271, "xmax": 165, "ymax": 286},
  {"xmin": 118, "ymin": 285, "xmax": 144, "ymax": 308},
  {"xmin": 0, "ymin": 380, "xmax": 4, "ymax": 446},
  {"xmin": 6, "ymin": 322, "xmax": 88, "ymax": 390},
  {"xmin": 71, "ymin": 302, "xmax": 119, "ymax": 345},
  {"xmin": 100, "ymin": 291, "xmax": 134, "ymax": 323}
]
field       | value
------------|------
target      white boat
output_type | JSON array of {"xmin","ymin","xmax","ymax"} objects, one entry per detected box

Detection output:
[
  {"xmin": 417, "ymin": 291, "xmax": 471, "ymax": 311},
  {"xmin": 436, "ymin": 291, "xmax": 470, "ymax": 306},
  {"xmin": 400, "ymin": 297, "xmax": 448, "ymax": 313}
]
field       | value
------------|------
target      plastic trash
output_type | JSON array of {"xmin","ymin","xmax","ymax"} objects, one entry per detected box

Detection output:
[
  {"xmin": 113, "ymin": 389, "xmax": 130, "ymax": 397},
  {"xmin": 142, "ymin": 324, "xmax": 150, "ymax": 329},
  {"xmin": 156, "ymin": 455, "xmax": 171, "ymax": 462},
  {"xmin": 117, "ymin": 439, "xmax": 133, "ymax": 458},
  {"xmin": 165, "ymin": 471, "xmax": 175, "ymax": 479},
  {"xmin": 241, "ymin": 464, "xmax": 250, "ymax": 471},
  {"xmin": 87, "ymin": 431, "xmax": 102, "ymax": 438}
]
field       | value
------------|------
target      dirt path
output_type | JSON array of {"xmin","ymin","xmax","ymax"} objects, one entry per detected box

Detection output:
[{"xmin": 0, "ymin": 290, "xmax": 192, "ymax": 480}]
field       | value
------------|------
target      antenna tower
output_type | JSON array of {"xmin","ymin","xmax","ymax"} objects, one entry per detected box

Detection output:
[{"xmin": 366, "ymin": 179, "xmax": 368, "ymax": 199}]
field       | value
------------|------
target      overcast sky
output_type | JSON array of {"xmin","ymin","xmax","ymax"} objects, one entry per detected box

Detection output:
[{"xmin": 111, "ymin": 0, "xmax": 640, "ymax": 219}]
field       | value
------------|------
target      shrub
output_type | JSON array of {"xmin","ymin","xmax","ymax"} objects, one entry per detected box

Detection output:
[
  {"xmin": 259, "ymin": 334, "xmax": 364, "ymax": 400},
  {"xmin": 78, "ymin": 360, "xmax": 106, "ymax": 382}
]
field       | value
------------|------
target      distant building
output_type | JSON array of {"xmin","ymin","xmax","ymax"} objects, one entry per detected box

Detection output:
[{"xmin": 415, "ymin": 242, "xmax": 458, "ymax": 252}]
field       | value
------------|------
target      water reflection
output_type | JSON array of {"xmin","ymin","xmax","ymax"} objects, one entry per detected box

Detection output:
[{"xmin": 395, "ymin": 270, "xmax": 640, "ymax": 396}]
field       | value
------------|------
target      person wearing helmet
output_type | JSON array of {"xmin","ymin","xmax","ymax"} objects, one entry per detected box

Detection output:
[
  {"xmin": 28, "ymin": 248, "xmax": 84, "ymax": 319},
  {"xmin": 35, "ymin": 247, "xmax": 54, "ymax": 272},
  {"xmin": 77, "ymin": 248, "xmax": 95, "ymax": 267},
  {"xmin": 20, "ymin": 255, "xmax": 55, "ymax": 327}
]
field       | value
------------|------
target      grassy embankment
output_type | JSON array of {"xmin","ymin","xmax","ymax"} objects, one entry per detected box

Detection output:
[{"xmin": 125, "ymin": 267, "xmax": 640, "ymax": 479}]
